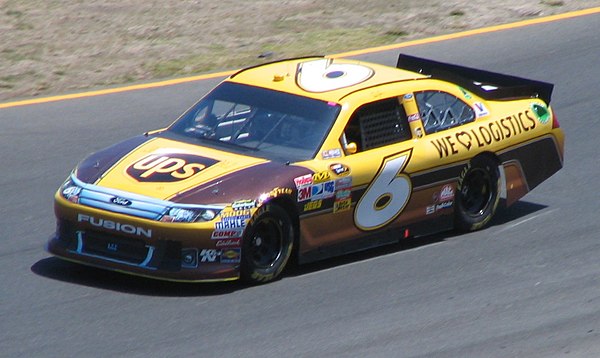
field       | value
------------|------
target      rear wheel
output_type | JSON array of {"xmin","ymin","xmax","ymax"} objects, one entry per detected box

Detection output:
[
  {"xmin": 241, "ymin": 204, "xmax": 294, "ymax": 284},
  {"xmin": 455, "ymin": 156, "xmax": 500, "ymax": 232}
]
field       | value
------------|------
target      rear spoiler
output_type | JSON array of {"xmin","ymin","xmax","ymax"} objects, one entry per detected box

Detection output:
[{"xmin": 396, "ymin": 54, "xmax": 553, "ymax": 104}]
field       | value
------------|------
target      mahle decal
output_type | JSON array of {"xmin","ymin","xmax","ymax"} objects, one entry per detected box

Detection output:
[{"xmin": 127, "ymin": 153, "xmax": 218, "ymax": 182}]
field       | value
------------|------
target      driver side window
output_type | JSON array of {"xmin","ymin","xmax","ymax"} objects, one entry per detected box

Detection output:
[{"xmin": 342, "ymin": 97, "xmax": 411, "ymax": 154}]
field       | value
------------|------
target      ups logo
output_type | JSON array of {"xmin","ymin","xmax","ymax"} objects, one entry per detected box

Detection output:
[{"xmin": 127, "ymin": 153, "xmax": 218, "ymax": 182}]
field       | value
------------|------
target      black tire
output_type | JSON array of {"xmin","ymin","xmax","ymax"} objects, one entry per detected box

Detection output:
[
  {"xmin": 241, "ymin": 204, "xmax": 294, "ymax": 283},
  {"xmin": 455, "ymin": 155, "xmax": 501, "ymax": 232}
]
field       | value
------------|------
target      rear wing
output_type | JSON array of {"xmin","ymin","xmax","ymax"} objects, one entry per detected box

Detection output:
[{"xmin": 396, "ymin": 54, "xmax": 553, "ymax": 104}]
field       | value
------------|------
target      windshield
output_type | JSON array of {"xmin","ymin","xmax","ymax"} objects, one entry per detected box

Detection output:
[{"xmin": 169, "ymin": 82, "xmax": 341, "ymax": 162}]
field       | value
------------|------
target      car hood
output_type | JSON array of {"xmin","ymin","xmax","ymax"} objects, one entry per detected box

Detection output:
[{"xmin": 75, "ymin": 135, "xmax": 310, "ymax": 204}]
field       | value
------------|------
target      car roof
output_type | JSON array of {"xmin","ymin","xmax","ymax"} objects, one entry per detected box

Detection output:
[{"xmin": 226, "ymin": 56, "xmax": 428, "ymax": 103}]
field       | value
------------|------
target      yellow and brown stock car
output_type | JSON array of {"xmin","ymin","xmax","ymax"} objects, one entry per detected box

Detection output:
[{"xmin": 48, "ymin": 54, "xmax": 564, "ymax": 283}]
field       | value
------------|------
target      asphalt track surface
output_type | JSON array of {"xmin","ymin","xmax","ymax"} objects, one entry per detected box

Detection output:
[{"xmin": 1, "ymin": 11, "xmax": 599, "ymax": 358}]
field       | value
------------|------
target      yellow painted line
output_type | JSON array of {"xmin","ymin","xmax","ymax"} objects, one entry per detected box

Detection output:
[
  {"xmin": 2, "ymin": 6, "xmax": 600, "ymax": 110},
  {"xmin": 0, "ymin": 70, "xmax": 235, "ymax": 109}
]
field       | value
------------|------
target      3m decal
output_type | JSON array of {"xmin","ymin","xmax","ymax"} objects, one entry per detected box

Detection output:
[
  {"xmin": 297, "ymin": 186, "xmax": 312, "ymax": 202},
  {"xmin": 297, "ymin": 59, "xmax": 374, "ymax": 93},
  {"xmin": 430, "ymin": 110, "xmax": 537, "ymax": 158},
  {"xmin": 127, "ymin": 153, "xmax": 217, "ymax": 182},
  {"xmin": 354, "ymin": 149, "xmax": 413, "ymax": 230}
]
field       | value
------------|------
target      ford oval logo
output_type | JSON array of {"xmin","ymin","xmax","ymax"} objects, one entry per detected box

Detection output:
[{"xmin": 111, "ymin": 197, "xmax": 132, "ymax": 206}]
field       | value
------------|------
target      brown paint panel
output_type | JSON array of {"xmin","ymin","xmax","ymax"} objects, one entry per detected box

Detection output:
[
  {"xmin": 172, "ymin": 161, "xmax": 311, "ymax": 205},
  {"xmin": 503, "ymin": 161, "xmax": 530, "ymax": 207},
  {"xmin": 76, "ymin": 135, "xmax": 152, "ymax": 183}
]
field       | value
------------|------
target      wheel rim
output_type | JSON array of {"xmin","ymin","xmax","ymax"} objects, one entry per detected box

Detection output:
[
  {"xmin": 248, "ymin": 217, "xmax": 283, "ymax": 268},
  {"xmin": 460, "ymin": 168, "xmax": 493, "ymax": 217}
]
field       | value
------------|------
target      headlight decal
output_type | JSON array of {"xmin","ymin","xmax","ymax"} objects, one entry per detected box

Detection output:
[{"xmin": 64, "ymin": 174, "xmax": 224, "ymax": 221}]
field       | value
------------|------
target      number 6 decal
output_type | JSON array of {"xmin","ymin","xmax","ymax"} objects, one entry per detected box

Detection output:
[{"xmin": 354, "ymin": 149, "xmax": 413, "ymax": 230}]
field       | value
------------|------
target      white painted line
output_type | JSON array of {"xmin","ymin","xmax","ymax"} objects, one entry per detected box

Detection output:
[{"xmin": 494, "ymin": 208, "xmax": 560, "ymax": 234}]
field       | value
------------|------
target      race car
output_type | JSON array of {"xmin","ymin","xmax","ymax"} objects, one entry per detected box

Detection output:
[{"xmin": 47, "ymin": 54, "xmax": 564, "ymax": 283}]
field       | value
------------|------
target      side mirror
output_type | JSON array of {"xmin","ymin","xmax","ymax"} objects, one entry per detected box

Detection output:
[{"xmin": 345, "ymin": 142, "xmax": 358, "ymax": 155}]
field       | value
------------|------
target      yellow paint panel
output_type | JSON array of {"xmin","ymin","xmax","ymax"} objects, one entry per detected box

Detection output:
[{"xmin": 96, "ymin": 137, "xmax": 267, "ymax": 199}]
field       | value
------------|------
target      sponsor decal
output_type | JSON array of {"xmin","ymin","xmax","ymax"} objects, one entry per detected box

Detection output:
[
  {"xmin": 439, "ymin": 185, "xmax": 454, "ymax": 201},
  {"xmin": 333, "ymin": 198, "xmax": 352, "ymax": 213},
  {"xmin": 127, "ymin": 153, "xmax": 217, "ymax": 182},
  {"xmin": 220, "ymin": 249, "xmax": 241, "ymax": 264},
  {"xmin": 459, "ymin": 87, "xmax": 472, "ymax": 99},
  {"xmin": 198, "ymin": 248, "xmax": 241, "ymax": 264},
  {"xmin": 312, "ymin": 171, "xmax": 331, "ymax": 184},
  {"xmin": 335, "ymin": 176, "xmax": 352, "ymax": 189},
  {"xmin": 530, "ymin": 103, "xmax": 550, "ymax": 124},
  {"xmin": 425, "ymin": 200, "xmax": 454, "ymax": 215},
  {"xmin": 297, "ymin": 186, "xmax": 312, "ymax": 202},
  {"xmin": 335, "ymin": 189, "xmax": 351, "ymax": 200},
  {"xmin": 473, "ymin": 102, "xmax": 489, "ymax": 118},
  {"xmin": 294, "ymin": 174, "xmax": 313, "ymax": 188},
  {"xmin": 214, "ymin": 214, "xmax": 249, "ymax": 230},
  {"xmin": 430, "ymin": 110, "xmax": 537, "ymax": 158},
  {"xmin": 77, "ymin": 213, "xmax": 152, "ymax": 238},
  {"xmin": 110, "ymin": 197, "xmax": 132, "ymax": 206},
  {"xmin": 231, "ymin": 199, "xmax": 256, "ymax": 210},
  {"xmin": 407, "ymin": 113, "xmax": 420, "ymax": 123},
  {"xmin": 403, "ymin": 93, "xmax": 414, "ymax": 100},
  {"xmin": 181, "ymin": 249, "xmax": 199, "ymax": 268},
  {"xmin": 199, "ymin": 249, "xmax": 220, "ymax": 263},
  {"xmin": 311, "ymin": 180, "xmax": 335, "ymax": 200},
  {"xmin": 436, "ymin": 200, "xmax": 453, "ymax": 210},
  {"xmin": 219, "ymin": 209, "xmax": 251, "ymax": 219},
  {"xmin": 303, "ymin": 199, "xmax": 323, "ymax": 212},
  {"xmin": 258, "ymin": 187, "xmax": 294, "ymax": 204},
  {"xmin": 322, "ymin": 148, "xmax": 342, "ymax": 159},
  {"xmin": 329, "ymin": 163, "xmax": 350, "ymax": 176},
  {"xmin": 211, "ymin": 229, "xmax": 244, "ymax": 239},
  {"xmin": 297, "ymin": 173, "xmax": 340, "ymax": 202},
  {"xmin": 215, "ymin": 238, "xmax": 242, "ymax": 247}
]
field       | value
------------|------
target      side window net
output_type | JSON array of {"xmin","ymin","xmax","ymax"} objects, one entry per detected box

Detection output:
[
  {"xmin": 415, "ymin": 91, "xmax": 475, "ymax": 134},
  {"xmin": 345, "ymin": 98, "xmax": 411, "ymax": 152}
]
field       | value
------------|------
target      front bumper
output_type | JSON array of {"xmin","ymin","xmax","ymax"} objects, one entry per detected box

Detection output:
[{"xmin": 48, "ymin": 193, "xmax": 243, "ymax": 282}]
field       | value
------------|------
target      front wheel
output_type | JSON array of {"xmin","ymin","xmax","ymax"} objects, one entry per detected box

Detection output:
[
  {"xmin": 241, "ymin": 204, "xmax": 294, "ymax": 284},
  {"xmin": 455, "ymin": 156, "xmax": 501, "ymax": 232}
]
